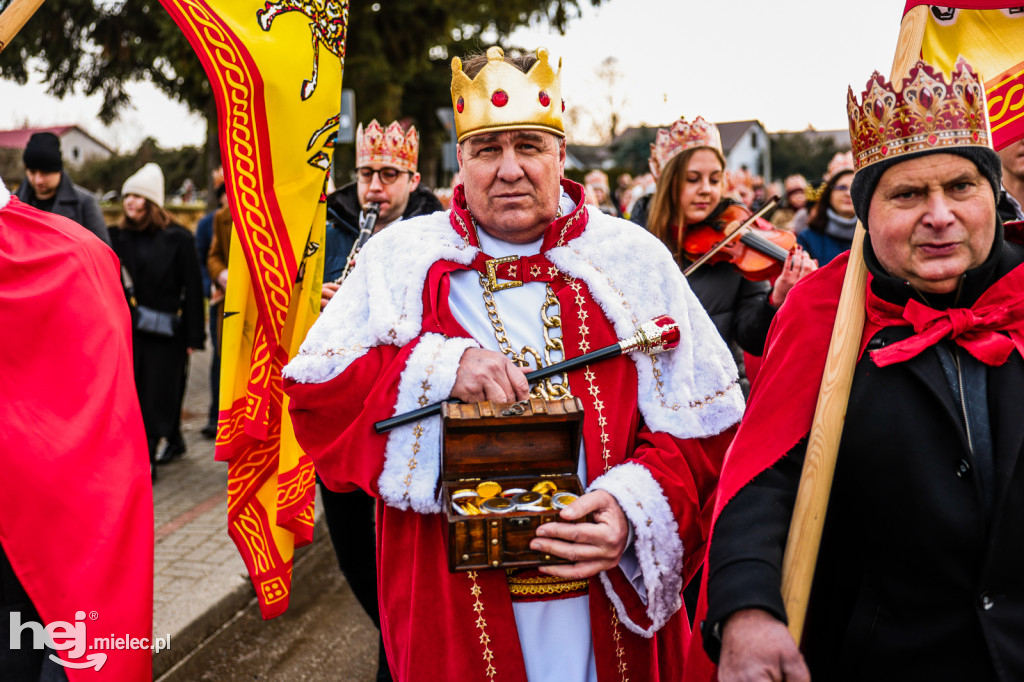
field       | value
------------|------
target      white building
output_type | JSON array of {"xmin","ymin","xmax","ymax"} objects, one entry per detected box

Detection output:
[
  {"xmin": 0, "ymin": 125, "xmax": 113, "ymax": 167},
  {"xmin": 717, "ymin": 120, "xmax": 771, "ymax": 180}
]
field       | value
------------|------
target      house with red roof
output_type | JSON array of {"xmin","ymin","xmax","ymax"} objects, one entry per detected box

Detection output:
[{"xmin": 0, "ymin": 124, "xmax": 113, "ymax": 167}]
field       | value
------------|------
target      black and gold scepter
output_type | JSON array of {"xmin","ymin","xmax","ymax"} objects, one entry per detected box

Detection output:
[{"xmin": 374, "ymin": 315, "xmax": 680, "ymax": 433}]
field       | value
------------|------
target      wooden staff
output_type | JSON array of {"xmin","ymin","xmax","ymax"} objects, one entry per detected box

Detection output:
[
  {"xmin": 0, "ymin": 0, "xmax": 44, "ymax": 53},
  {"xmin": 779, "ymin": 4, "xmax": 929, "ymax": 642}
]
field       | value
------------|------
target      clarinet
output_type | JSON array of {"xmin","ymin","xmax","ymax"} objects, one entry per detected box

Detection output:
[{"xmin": 334, "ymin": 202, "xmax": 381, "ymax": 284}]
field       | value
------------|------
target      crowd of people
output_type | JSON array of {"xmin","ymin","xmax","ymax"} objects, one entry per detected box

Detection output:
[{"xmin": 4, "ymin": 41, "xmax": 1024, "ymax": 682}]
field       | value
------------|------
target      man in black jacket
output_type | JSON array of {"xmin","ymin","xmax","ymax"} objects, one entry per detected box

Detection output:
[
  {"xmin": 702, "ymin": 60, "xmax": 1024, "ymax": 682},
  {"xmin": 15, "ymin": 132, "xmax": 110, "ymax": 246},
  {"xmin": 317, "ymin": 118, "xmax": 440, "ymax": 682},
  {"xmin": 320, "ymin": 120, "xmax": 442, "ymax": 309},
  {"xmin": 997, "ymin": 137, "xmax": 1024, "ymax": 224}
]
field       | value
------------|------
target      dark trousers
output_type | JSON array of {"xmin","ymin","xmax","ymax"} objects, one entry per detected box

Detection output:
[
  {"xmin": 1, "ymin": 545, "xmax": 68, "ymax": 682},
  {"xmin": 207, "ymin": 300, "xmax": 222, "ymax": 427},
  {"xmin": 319, "ymin": 483, "xmax": 392, "ymax": 681}
]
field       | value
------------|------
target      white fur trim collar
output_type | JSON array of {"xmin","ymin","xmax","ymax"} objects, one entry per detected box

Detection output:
[
  {"xmin": 284, "ymin": 208, "xmax": 743, "ymax": 511},
  {"xmin": 285, "ymin": 207, "xmax": 742, "ymax": 438}
]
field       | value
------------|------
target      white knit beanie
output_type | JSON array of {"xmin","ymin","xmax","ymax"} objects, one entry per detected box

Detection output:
[{"xmin": 121, "ymin": 163, "xmax": 165, "ymax": 207}]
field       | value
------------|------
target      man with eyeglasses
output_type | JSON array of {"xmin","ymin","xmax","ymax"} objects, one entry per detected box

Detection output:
[
  {"xmin": 320, "ymin": 119, "xmax": 442, "ymax": 310},
  {"xmin": 316, "ymin": 118, "xmax": 441, "ymax": 682}
]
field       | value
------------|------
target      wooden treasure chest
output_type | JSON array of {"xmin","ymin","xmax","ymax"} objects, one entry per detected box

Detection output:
[{"xmin": 440, "ymin": 397, "xmax": 587, "ymax": 572}]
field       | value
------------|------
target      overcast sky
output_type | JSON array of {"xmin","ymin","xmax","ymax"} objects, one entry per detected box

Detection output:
[{"xmin": 0, "ymin": 0, "xmax": 907, "ymax": 152}]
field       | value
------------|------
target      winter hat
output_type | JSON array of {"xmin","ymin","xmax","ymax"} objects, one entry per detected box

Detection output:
[
  {"xmin": 850, "ymin": 146, "xmax": 1002, "ymax": 228},
  {"xmin": 23, "ymin": 132, "xmax": 63, "ymax": 173},
  {"xmin": 121, "ymin": 163, "xmax": 165, "ymax": 207}
]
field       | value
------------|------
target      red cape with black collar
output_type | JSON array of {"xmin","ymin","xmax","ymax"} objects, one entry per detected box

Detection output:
[{"xmin": 0, "ymin": 198, "xmax": 153, "ymax": 680}]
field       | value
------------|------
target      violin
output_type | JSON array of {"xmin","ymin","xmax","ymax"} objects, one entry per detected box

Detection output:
[{"xmin": 680, "ymin": 199, "xmax": 796, "ymax": 281}]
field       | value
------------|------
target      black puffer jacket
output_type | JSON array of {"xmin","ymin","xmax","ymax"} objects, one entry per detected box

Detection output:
[{"xmin": 323, "ymin": 182, "xmax": 443, "ymax": 282}]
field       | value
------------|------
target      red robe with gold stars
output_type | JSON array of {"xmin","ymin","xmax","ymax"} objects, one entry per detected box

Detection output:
[{"xmin": 284, "ymin": 180, "xmax": 742, "ymax": 681}]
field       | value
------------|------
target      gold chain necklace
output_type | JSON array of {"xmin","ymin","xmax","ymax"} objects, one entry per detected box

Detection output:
[{"xmin": 473, "ymin": 212, "xmax": 572, "ymax": 400}]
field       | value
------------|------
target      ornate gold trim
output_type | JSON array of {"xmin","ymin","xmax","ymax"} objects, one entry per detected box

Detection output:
[
  {"xmin": 400, "ymin": 343, "xmax": 442, "ymax": 502},
  {"xmin": 609, "ymin": 602, "xmax": 630, "ymax": 681},
  {"xmin": 555, "ymin": 204, "xmax": 586, "ymax": 248},
  {"xmin": 467, "ymin": 571, "xmax": 498, "ymax": 679},
  {"xmin": 506, "ymin": 573, "xmax": 588, "ymax": 598}
]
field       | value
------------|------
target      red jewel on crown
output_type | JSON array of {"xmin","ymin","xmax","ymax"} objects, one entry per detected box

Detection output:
[
  {"xmin": 491, "ymin": 90, "xmax": 508, "ymax": 107},
  {"xmin": 538, "ymin": 90, "xmax": 550, "ymax": 107},
  {"xmin": 457, "ymin": 96, "xmax": 465, "ymax": 113},
  {"xmin": 846, "ymin": 58, "xmax": 990, "ymax": 171}
]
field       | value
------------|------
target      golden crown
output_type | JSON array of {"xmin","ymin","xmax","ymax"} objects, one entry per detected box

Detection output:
[
  {"xmin": 450, "ymin": 46, "xmax": 564, "ymax": 142},
  {"xmin": 355, "ymin": 120, "xmax": 419, "ymax": 172},
  {"xmin": 649, "ymin": 116, "xmax": 723, "ymax": 174},
  {"xmin": 847, "ymin": 58, "xmax": 990, "ymax": 171},
  {"xmin": 804, "ymin": 182, "xmax": 825, "ymax": 203}
]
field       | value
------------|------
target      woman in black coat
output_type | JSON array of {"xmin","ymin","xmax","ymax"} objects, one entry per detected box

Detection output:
[
  {"xmin": 643, "ymin": 119, "xmax": 815, "ymax": 355},
  {"xmin": 109, "ymin": 163, "xmax": 205, "ymax": 476}
]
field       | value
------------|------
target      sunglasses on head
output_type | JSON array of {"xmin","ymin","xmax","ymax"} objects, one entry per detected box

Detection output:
[{"xmin": 357, "ymin": 167, "xmax": 409, "ymax": 185}]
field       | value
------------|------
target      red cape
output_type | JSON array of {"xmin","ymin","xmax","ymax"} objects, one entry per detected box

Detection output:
[
  {"xmin": 0, "ymin": 198, "xmax": 153, "ymax": 679},
  {"xmin": 683, "ymin": 252, "xmax": 876, "ymax": 679}
]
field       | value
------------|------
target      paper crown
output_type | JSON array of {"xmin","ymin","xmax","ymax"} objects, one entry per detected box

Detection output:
[
  {"xmin": 649, "ymin": 116, "xmax": 723, "ymax": 173},
  {"xmin": 355, "ymin": 120, "xmax": 419, "ymax": 172},
  {"xmin": 724, "ymin": 167, "xmax": 753, "ymax": 194},
  {"xmin": 847, "ymin": 58, "xmax": 990, "ymax": 171},
  {"xmin": 825, "ymin": 151, "xmax": 855, "ymax": 180},
  {"xmin": 450, "ymin": 46, "xmax": 564, "ymax": 142}
]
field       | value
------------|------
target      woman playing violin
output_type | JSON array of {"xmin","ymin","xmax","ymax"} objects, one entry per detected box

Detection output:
[{"xmin": 643, "ymin": 116, "xmax": 816, "ymax": 355}]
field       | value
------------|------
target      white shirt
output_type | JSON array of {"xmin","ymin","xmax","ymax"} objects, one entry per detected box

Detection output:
[{"xmin": 445, "ymin": 194, "xmax": 655, "ymax": 681}]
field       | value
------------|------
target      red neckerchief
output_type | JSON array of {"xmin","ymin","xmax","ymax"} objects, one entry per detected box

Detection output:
[
  {"xmin": 865, "ymin": 262, "xmax": 1024, "ymax": 367},
  {"xmin": 449, "ymin": 178, "xmax": 589, "ymax": 284}
]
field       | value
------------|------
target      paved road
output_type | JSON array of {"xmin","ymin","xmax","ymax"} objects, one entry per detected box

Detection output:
[
  {"xmin": 157, "ymin": 536, "xmax": 378, "ymax": 681},
  {"xmin": 153, "ymin": 345, "xmax": 379, "ymax": 680}
]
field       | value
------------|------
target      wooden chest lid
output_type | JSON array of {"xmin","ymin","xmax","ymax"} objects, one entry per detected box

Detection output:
[{"xmin": 440, "ymin": 397, "xmax": 584, "ymax": 481}]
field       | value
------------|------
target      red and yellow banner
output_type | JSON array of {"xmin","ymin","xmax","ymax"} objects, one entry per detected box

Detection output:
[
  {"xmin": 905, "ymin": 2, "xmax": 1024, "ymax": 150},
  {"xmin": 159, "ymin": 0, "xmax": 345, "ymax": 618}
]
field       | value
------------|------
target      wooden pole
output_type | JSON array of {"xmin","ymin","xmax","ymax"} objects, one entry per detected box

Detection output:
[
  {"xmin": 779, "ymin": 4, "xmax": 929, "ymax": 642},
  {"xmin": 0, "ymin": 0, "xmax": 45, "ymax": 53}
]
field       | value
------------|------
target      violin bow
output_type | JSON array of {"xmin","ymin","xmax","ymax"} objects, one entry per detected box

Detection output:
[
  {"xmin": 373, "ymin": 316, "xmax": 680, "ymax": 433},
  {"xmin": 779, "ymin": 5, "xmax": 928, "ymax": 642},
  {"xmin": 681, "ymin": 198, "xmax": 778, "ymax": 278}
]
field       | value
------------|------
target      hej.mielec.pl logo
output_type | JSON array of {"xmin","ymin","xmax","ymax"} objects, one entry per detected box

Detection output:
[{"xmin": 10, "ymin": 610, "xmax": 170, "ymax": 671}]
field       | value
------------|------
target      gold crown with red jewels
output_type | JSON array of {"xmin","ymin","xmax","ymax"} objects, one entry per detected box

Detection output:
[
  {"xmin": 847, "ymin": 58, "xmax": 990, "ymax": 171},
  {"xmin": 649, "ymin": 116, "xmax": 723, "ymax": 173},
  {"xmin": 450, "ymin": 46, "xmax": 564, "ymax": 142},
  {"xmin": 355, "ymin": 120, "xmax": 419, "ymax": 172}
]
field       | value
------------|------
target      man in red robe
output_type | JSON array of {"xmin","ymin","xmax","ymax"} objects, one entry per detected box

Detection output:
[
  {"xmin": 0, "ymin": 178, "xmax": 153, "ymax": 679},
  {"xmin": 284, "ymin": 46, "xmax": 743, "ymax": 681},
  {"xmin": 691, "ymin": 60, "xmax": 1024, "ymax": 681}
]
